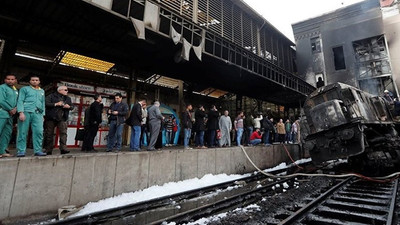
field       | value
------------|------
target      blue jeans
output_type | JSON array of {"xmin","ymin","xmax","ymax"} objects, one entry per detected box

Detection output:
[
  {"xmin": 130, "ymin": 125, "xmax": 141, "ymax": 150},
  {"xmin": 285, "ymin": 132, "xmax": 292, "ymax": 143},
  {"xmin": 166, "ymin": 130, "xmax": 173, "ymax": 144},
  {"xmin": 184, "ymin": 128, "xmax": 191, "ymax": 148},
  {"xmin": 250, "ymin": 139, "xmax": 261, "ymax": 145},
  {"xmin": 107, "ymin": 120, "xmax": 124, "ymax": 151},
  {"xmin": 195, "ymin": 131, "xmax": 205, "ymax": 146},
  {"xmin": 208, "ymin": 130, "xmax": 216, "ymax": 147},
  {"xmin": 264, "ymin": 131, "xmax": 270, "ymax": 145},
  {"xmin": 292, "ymin": 132, "xmax": 298, "ymax": 143},
  {"xmin": 247, "ymin": 127, "xmax": 253, "ymax": 142},
  {"xmin": 236, "ymin": 128, "xmax": 244, "ymax": 146}
]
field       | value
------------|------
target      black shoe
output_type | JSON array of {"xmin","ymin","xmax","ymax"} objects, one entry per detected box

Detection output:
[
  {"xmin": 46, "ymin": 152, "xmax": 53, "ymax": 155},
  {"xmin": 61, "ymin": 150, "xmax": 70, "ymax": 154}
]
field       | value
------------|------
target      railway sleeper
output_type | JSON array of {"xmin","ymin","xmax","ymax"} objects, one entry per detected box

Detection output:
[
  {"xmin": 331, "ymin": 194, "xmax": 389, "ymax": 206},
  {"xmin": 310, "ymin": 206, "xmax": 387, "ymax": 224},
  {"xmin": 323, "ymin": 199, "xmax": 389, "ymax": 215}
]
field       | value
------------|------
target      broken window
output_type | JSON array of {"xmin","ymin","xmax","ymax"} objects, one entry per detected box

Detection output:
[
  {"xmin": 333, "ymin": 46, "xmax": 346, "ymax": 70},
  {"xmin": 353, "ymin": 35, "xmax": 391, "ymax": 78},
  {"xmin": 311, "ymin": 37, "xmax": 321, "ymax": 53}
]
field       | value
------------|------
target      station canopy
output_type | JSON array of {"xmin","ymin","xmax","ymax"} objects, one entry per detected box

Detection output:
[{"xmin": 60, "ymin": 52, "xmax": 115, "ymax": 73}]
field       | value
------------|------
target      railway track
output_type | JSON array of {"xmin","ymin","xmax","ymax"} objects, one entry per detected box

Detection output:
[
  {"xmin": 47, "ymin": 162, "xmax": 313, "ymax": 225},
  {"xmin": 279, "ymin": 177, "xmax": 399, "ymax": 225}
]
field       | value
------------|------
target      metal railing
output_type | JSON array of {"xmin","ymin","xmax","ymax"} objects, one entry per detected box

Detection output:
[{"xmin": 110, "ymin": 0, "xmax": 315, "ymax": 96}]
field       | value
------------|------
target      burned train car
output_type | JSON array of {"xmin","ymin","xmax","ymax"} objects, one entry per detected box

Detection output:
[{"xmin": 302, "ymin": 82, "xmax": 400, "ymax": 172}]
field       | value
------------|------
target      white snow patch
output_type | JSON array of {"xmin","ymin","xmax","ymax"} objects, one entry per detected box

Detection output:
[
  {"xmin": 69, "ymin": 158, "xmax": 312, "ymax": 218},
  {"xmin": 226, "ymin": 185, "xmax": 240, "ymax": 191},
  {"xmin": 178, "ymin": 212, "xmax": 228, "ymax": 225},
  {"xmin": 70, "ymin": 173, "xmax": 248, "ymax": 217},
  {"xmin": 283, "ymin": 182, "xmax": 289, "ymax": 189}
]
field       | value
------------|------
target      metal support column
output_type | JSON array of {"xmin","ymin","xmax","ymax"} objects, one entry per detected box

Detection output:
[
  {"xmin": 125, "ymin": 70, "xmax": 137, "ymax": 146},
  {"xmin": 0, "ymin": 39, "xmax": 17, "ymax": 80},
  {"xmin": 236, "ymin": 94, "xmax": 243, "ymax": 113},
  {"xmin": 257, "ymin": 100, "xmax": 263, "ymax": 113},
  {"xmin": 178, "ymin": 80, "xmax": 184, "ymax": 114}
]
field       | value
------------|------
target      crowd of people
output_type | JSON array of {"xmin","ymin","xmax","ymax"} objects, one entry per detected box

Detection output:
[
  {"xmin": 178, "ymin": 104, "xmax": 301, "ymax": 149},
  {"xmin": 0, "ymin": 74, "xmax": 301, "ymax": 158},
  {"xmin": 0, "ymin": 74, "xmax": 74, "ymax": 158}
]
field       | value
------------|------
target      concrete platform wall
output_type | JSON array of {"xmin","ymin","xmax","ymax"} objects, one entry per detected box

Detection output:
[{"xmin": 0, "ymin": 145, "xmax": 303, "ymax": 220}]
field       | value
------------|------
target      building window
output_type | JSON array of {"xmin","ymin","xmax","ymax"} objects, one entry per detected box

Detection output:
[
  {"xmin": 311, "ymin": 37, "xmax": 321, "ymax": 53},
  {"xmin": 333, "ymin": 46, "xmax": 346, "ymax": 70}
]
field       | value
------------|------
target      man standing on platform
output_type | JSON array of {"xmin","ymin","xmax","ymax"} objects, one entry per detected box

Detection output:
[
  {"xmin": 106, "ymin": 93, "xmax": 129, "ymax": 152},
  {"xmin": 43, "ymin": 85, "xmax": 74, "ymax": 155},
  {"xmin": 16, "ymin": 75, "xmax": 46, "ymax": 157},
  {"xmin": 140, "ymin": 102, "xmax": 148, "ymax": 148},
  {"xmin": 147, "ymin": 101, "xmax": 164, "ymax": 151},
  {"xmin": 234, "ymin": 111, "xmax": 245, "ymax": 146},
  {"xmin": 126, "ymin": 98, "xmax": 146, "ymax": 151},
  {"xmin": 206, "ymin": 105, "xmax": 219, "ymax": 147},
  {"xmin": 182, "ymin": 104, "xmax": 193, "ymax": 149},
  {"xmin": 81, "ymin": 94, "xmax": 103, "ymax": 152},
  {"xmin": 0, "ymin": 74, "xmax": 18, "ymax": 158},
  {"xmin": 218, "ymin": 110, "xmax": 232, "ymax": 147}
]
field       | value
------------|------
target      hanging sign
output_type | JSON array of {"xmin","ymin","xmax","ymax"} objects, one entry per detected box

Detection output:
[
  {"xmin": 58, "ymin": 81, "xmax": 95, "ymax": 92},
  {"xmin": 96, "ymin": 87, "xmax": 127, "ymax": 97}
]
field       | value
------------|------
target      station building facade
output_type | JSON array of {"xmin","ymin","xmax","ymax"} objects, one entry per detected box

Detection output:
[{"xmin": 292, "ymin": 0, "xmax": 400, "ymax": 97}]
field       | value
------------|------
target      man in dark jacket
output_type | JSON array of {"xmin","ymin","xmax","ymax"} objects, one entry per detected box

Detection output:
[
  {"xmin": 81, "ymin": 94, "xmax": 103, "ymax": 152},
  {"xmin": 126, "ymin": 98, "xmax": 146, "ymax": 151},
  {"xmin": 106, "ymin": 93, "xmax": 129, "ymax": 152},
  {"xmin": 182, "ymin": 104, "xmax": 193, "ymax": 149},
  {"xmin": 43, "ymin": 85, "xmax": 74, "ymax": 155},
  {"xmin": 206, "ymin": 105, "xmax": 219, "ymax": 147},
  {"xmin": 194, "ymin": 105, "xmax": 206, "ymax": 148},
  {"xmin": 262, "ymin": 116, "xmax": 273, "ymax": 146}
]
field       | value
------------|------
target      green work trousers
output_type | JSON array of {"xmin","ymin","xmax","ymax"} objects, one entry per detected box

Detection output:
[
  {"xmin": 17, "ymin": 112, "xmax": 44, "ymax": 154},
  {"xmin": 0, "ymin": 117, "xmax": 13, "ymax": 154}
]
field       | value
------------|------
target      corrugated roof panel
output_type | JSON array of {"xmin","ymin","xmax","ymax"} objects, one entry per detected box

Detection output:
[{"xmin": 60, "ymin": 51, "xmax": 115, "ymax": 73}]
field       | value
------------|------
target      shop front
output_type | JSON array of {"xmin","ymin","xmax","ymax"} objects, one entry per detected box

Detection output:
[{"xmin": 53, "ymin": 80, "xmax": 127, "ymax": 148}]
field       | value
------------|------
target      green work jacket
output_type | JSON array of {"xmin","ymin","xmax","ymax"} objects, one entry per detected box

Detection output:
[
  {"xmin": 17, "ymin": 86, "xmax": 45, "ymax": 116},
  {"xmin": 0, "ymin": 84, "xmax": 18, "ymax": 119}
]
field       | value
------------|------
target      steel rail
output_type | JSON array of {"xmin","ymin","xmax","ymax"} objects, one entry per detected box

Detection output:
[
  {"xmin": 151, "ymin": 177, "xmax": 294, "ymax": 225},
  {"xmin": 278, "ymin": 177, "xmax": 352, "ymax": 225},
  {"xmin": 386, "ymin": 178, "xmax": 398, "ymax": 225},
  {"xmin": 49, "ymin": 162, "xmax": 311, "ymax": 225}
]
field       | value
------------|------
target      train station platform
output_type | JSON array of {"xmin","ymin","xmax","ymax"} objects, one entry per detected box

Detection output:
[{"xmin": 0, "ymin": 144, "xmax": 307, "ymax": 221}]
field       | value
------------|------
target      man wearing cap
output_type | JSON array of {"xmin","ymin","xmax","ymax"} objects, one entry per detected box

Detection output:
[
  {"xmin": 147, "ymin": 101, "xmax": 164, "ymax": 151},
  {"xmin": 0, "ymin": 74, "xmax": 18, "ymax": 158},
  {"xmin": 383, "ymin": 90, "xmax": 394, "ymax": 103},
  {"xmin": 16, "ymin": 75, "xmax": 46, "ymax": 157}
]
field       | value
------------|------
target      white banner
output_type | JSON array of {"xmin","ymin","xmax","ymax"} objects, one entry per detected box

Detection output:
[
  {"xmin": 96, "ymin": 87, "xmax": 127, "ymax": 97},
  {"xmin": 58, "ymin": 81, "xmax": 95, "ymax": 92}
]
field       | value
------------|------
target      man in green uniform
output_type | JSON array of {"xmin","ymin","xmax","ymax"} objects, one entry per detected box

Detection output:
[
  {"xmin": 16, "ymin": 75, "xmax": 46, "ymax": 157},
  {"xmin": 0, "ymin": 74, "xmax": 18, "ymax": 158}
]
